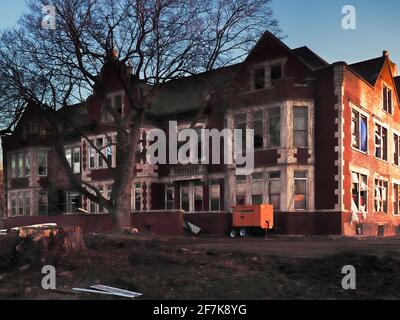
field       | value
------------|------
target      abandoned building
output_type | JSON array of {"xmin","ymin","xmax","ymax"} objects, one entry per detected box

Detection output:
[{"xmin": 1, "ymin": 32, "xmax": 400, "ymax": 237}]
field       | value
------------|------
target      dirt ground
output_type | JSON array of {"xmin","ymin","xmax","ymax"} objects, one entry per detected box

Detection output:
[{"xmin": 1, "ymin": 233, "xmax": 400, "ymax": 300}]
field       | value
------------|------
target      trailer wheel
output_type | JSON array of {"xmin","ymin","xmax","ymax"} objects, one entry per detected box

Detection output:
[
  {"xmin": 229, "ymin": 229, "xmax": 237, "ymax": 238},
  {"xmin": 239, "ymin": 228, "xmax": 247, "ymax": 237}
]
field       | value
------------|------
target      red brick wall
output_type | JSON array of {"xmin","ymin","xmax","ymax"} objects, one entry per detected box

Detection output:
[
  {"xmin": 342, "ymin": 61, "xmax": 400, "ymax": 236},
  {"xmin": 184, "ymin": 212, "xmax": 231, "ymax": 235}
]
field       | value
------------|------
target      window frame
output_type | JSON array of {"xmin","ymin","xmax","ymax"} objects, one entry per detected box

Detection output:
[
  {"xmin": 374, "ymin": 122, "xmax": 388, "ymax": 161},
  {"xmin": 383, "ymin": 84, "xmax": 393, "ymax": 115},
  {"xmin": 293, "ymin": 106, "xmax": 309, "ymax": 148},
  {"xmin": 351, "ymin": 171, "xmax": 368, "ymax": 214},
  {"xmin": 374, "ymin": 178, "xmax": 388, "ymax": 214},
  {"xmin": 37, "ymin": 150, "xmax": 48, "ymax": 177},
  {"xmin": 351, "ymin": 109, "xmax": 368, "ymax": 153},
  {"xmin": 268, "ymin": 107, "xmax": 281, "ymax": 148},
  {"xmin": 293, "ymin": 171, "xmax": 308, "ymax": 211}
]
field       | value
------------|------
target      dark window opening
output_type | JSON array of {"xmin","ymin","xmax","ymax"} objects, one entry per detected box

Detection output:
[
  {"xmin": 254, "ymin": 69, "xmax": 265, "ymax": 90},
  {"xmin": 271, "ymin": 64, "xmax": 282, "ymax": 81}
]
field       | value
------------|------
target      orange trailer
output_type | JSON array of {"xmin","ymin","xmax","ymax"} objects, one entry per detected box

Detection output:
[{"xmin": 230, "ymin": 204, "xmax": 274, "ymax": 237}]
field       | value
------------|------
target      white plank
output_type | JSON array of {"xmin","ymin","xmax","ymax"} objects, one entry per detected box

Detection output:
[{"xmin": 90, "ymin": 285, "xmax": 142, "ymax": 298}]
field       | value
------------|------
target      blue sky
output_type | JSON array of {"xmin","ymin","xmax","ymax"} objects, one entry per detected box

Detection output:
[{"xmin": 0, "ymin": 0, "xmax": 399, "ymax": 64}]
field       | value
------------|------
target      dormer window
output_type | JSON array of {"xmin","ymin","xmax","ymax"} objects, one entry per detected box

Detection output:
[
  {"xmin": 254, "ymin": 68, "xmax": 265, "ymax": 90},
  {"xmin": 271, "ymin": 64, "xmax": 283, "ymax": 81},
  {"xmin": 383, "ymin": 85, "xmax": 392, "ymax": 114}
]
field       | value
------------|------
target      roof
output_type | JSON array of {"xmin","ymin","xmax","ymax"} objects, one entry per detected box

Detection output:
[
  {"xmin": 348, "ymin": 57, "xmax": 386, "ymax": 86},
  {"xmin": 395, "ymin": 76, "xmax": 400, "ymax": 95},
  {"xmin": 149, "ymin": 63, "xmax": 241, "ymax": 116},
  {"xmin": 292, "ymin": 46, "xmax": 329, "ymax": 70}
]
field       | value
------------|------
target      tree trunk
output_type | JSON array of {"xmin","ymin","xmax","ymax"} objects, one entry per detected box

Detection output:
[{"xmin": 115, "ymin": 191, "xmax": 132, "ymax": 230}]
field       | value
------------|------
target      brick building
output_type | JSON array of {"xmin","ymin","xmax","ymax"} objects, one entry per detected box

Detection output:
[{"xmin": 1, "ymin": 32, "xmax": 400, "ymax": 236}]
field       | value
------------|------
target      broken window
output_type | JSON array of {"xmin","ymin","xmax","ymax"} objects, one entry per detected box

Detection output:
[
  {"xmin": 11, "ymin": 152, "xmax": 30, "ymax": 178},
  {"xmin": 38, "ymin": 191, "xmax": 48, "ymax": 215},
  {"xmin": 65, "ymin": 147, "xmax": 81, "ymax": 174},
  {"xmin": 254, "ymin": 68, "xmax": 265, "ymax": 90},
  {"xmin": 235, "ymin": 114, "xmax": 247, "ymax": 147},
  {"xmin": 351, "ymin": 172, "xmax": 368, "ymax": 214},
  {"xmin": 10, "ymin": 154, "xmax": 16, "ymax": 178},
  {"xmin": 268, "ymin": 171, "xmax": 281, "ymax": 210},
  {"xmin": 294, "ymin": 171, "xmax": 307, "ymax": 210},
  {"xmin": 209, "ymin": 180, "xmax": 220, "ymax": 211},
  {"xmin": 351, "ymin": 110, "xmax": 368, "ymax": 152},
  {"xmin": 37, "ymin": 151, "xmax": 48, "ymax": 176},
  {"xmin": 235, "ymin": 175, "xmax": 247, "ymax": 205},
  {"xmin": 194, "ymin": 183, "xmax": 203, "ymax": 211},
  {"xmin": 66, "ymin": 192, "xmax": 81, "ymax": 214},
  {"xmin": 374, "ymin": 179, "xmax": 388, "ymax": 213},
  {"xmin": 17, "ymin": 192, "xmax": 24, "ymax": 216},
  {"xmin": 17, "ymin": 153, "xmax": 24, "ymax": 177},
  {"xmin": 134, "ymin": 183, "xmax": 142, "ymax": 211},
  {"xmin": 24, "ymin": 191, "xmax": 31, "ymax": 216},
  {"xmin": 293, "ymin": 107, "xmax": 308, "ymax": 147},
  {"xmin": 10, "ymin": 193, "xmax": 17, "ymax": 216},
  {"xmin": 271, "ymin": 64, "xmax": 282, "ymax": 81},
  {"xmin": 97, "ymin": 138, "xmax": 104, "ymax": 168},
  {"xmin": 253, "ymin": 111, "xmax": 264, "ymax": 149},
  {"xmin": 165, "ymin": 184, "xmax": 175, "ymax": 210},
  {"xmin": 251, "ymin": 173, "xmax": 263, "ymax": 205},
  {"xmin": 394, "ymin": 183, "xmax": 400, "ymax": 215},
  {"xmin": 268, "ymin": 107, "xmax": 281, "ymax": 147},
  {"xmin": 383, "ymin": 85, "xmax": 392, "ymax": 114},
  {"xmin": 394, "ymin": 134, "xmax": 400, "ymax": 166},
  {"xmin": 180, "ymin": 183, "xmax": 190, "ymax": 212},
  {"xmin": 375, "ymin": 124, "xmax": 388, "ymax": 160}
]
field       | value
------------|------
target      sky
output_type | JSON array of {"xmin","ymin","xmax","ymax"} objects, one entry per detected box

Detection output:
[{"xmin": 0, "ymin": 0, "xmax": 399, "ymax": 64}]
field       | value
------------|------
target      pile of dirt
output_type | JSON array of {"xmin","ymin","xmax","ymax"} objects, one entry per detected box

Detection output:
[{"xmin": 2, "ymin": 234, "xmax": 400, "ymax": 300}]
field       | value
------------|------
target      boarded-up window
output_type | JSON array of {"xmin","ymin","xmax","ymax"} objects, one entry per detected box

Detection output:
[{"xmin": 293, "ymin": 107, "xmax": 308, "ymax": 147}]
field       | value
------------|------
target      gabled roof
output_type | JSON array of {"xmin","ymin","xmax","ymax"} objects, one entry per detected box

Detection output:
[
  {"xmin": 348, "ymin": 57, "xmax": 386, "ymax": 86},
  {"xmin": 292, "ymin": 46, "xmax": 329, "ymax": 70}
]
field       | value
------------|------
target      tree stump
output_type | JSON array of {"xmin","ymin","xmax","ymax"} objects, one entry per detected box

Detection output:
[{"xmin": 14, "ymin": 225, "xmax": 86, "ymax": 266}]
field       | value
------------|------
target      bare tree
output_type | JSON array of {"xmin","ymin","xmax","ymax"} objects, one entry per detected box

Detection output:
[{"xmin": 0, "ymin": 0, "xmax": 281, "ymax": 229}]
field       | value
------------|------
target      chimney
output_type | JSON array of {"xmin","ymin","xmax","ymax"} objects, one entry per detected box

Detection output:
[
  {"xmin": 383, "ymin": 50, "xmax": 389, "ymax": 57},
  {"xmin": 127, "ymin": 61, "xmax": 133, "ymax": 76}
]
